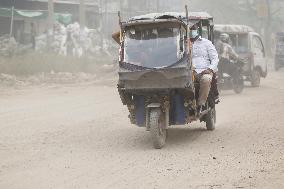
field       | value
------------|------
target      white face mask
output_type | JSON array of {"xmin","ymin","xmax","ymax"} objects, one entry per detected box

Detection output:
[{"xmin": 190, "ymin": 30, "xmax": 199, "ymax": 38}]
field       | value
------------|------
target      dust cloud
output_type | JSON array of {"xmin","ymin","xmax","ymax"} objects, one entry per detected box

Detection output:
[{"xmin": 0, "ymin": 1, "xmax": 283, "ymax": 189}]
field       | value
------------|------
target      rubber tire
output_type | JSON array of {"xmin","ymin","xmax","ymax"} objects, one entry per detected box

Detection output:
[
  {"xmin": 206, "ymin": 108, "xmax": 216, "ymax": 131},
  {"xmin": 149, "ymin": 108, "xmax": 167, "ymax": 149},
  {"xmin": 233, "ymin": 76, "xmax": 244, "ymax": 94},
  {"xmin": 251, "ymin": 70, "xmax": 260, "ymax": 87}
]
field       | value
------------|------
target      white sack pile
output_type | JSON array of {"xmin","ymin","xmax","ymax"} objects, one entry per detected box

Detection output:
[
  {"xmin": 35, "ymin": 22, "xmax": 116, "ymax": 58},
  {"xmin": 0, "ymin": 35, "xmax": 17, "ymax": 57}
]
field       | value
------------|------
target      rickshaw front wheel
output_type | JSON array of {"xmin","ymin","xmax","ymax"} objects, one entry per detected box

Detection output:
[
  {"xmin": 206, "ymin": 108, "xmax": 216, "ymax": 131},
  {"xmin": 149, "ymin": 108, "xmax": 167, "ymax": 149}
]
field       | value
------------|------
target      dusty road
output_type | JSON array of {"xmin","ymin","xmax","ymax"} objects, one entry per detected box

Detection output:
[{"xmin": 0, "ymin": 71, "xmax": 283, "ymax": 189}]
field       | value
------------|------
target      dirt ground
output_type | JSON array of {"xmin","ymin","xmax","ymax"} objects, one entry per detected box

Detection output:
[{"xmin": 0, "ymin": 70, "xmax": 283, "ymax": 189}]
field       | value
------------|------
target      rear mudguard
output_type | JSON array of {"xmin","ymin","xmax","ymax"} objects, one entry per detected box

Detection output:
[
  {"xmin": 134, "ymin": 94, "xmax": 186, "ymax": 127},
  {"xmin": 146, "ymin": 103, "xmax": 170, "ymax": 130}
]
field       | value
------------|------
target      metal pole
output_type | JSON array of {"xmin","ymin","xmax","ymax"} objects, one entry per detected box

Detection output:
[
  {"xmin": 79, "ymin": 0, "xmax": 86, "ymax": 29},
  {"xmin": 99, "ymin": 0, "xmax": 103, "ymax": 48},
  {"xmin": 48, "ymin": 0, "xmax": 54, "ymax": 32},
  {"xmin": 47, "ymin": 0, "xmax": 54, "ymax": 50},
  {"xmin": 119, "ymin": 0, "xmax": 122, "ymax": 14},
  {"xmin": 156, "ymin": 0, "xmax": 160, "ymax": 12},
  {"xmin": 128, "ymin": 0, "xmax": 132, "ymax": 17},
  {"xmin": 265, "ymin": 0, "xmax": 272, "ymax": 55},
  {"xmin": 9, "ymin": 0, "xmax": 16, "ymax": 39}
]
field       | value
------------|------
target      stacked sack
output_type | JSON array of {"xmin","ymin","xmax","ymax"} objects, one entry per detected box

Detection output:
[
  {"xmin": 35, "ymin": 22, "xmax": 67, "ymax": 55},
  {"xmin": 0, "ymin": 35, "xmax": 17, "ymax": 57},
  {"xmin": 50, "ymin": 22, "xmax": 67, "ymax": 55},
  {"xmin": 0, "ymin": 21, "xmax": 118, "ymax": 58}
]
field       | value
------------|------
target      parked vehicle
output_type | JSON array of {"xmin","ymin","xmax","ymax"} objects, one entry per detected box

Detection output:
[
  {"xmin": 113, "ymin": 11, "xmax": 217, "ymax": 149},
  {"xmin": 215, "ymin": 25, "xmax": 267, "ymax": 87},
  {"xmin": 274, "ymin": 32, "xmax": 284, "ymax": 71}
]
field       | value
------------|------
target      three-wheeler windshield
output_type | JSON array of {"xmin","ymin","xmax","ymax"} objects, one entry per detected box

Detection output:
[{"xmin": 124, "ymin": 26, "xmax": 184, "ymax": 68}]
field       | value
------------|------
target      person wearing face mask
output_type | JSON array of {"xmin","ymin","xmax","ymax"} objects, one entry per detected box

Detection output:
[
  {"xmin": 189, "ymin": 24, "xmax": 219, "ymax": 115},
  {"xmin": 217, "ymin": 33, "xmax": 240, "ymax": 78}
]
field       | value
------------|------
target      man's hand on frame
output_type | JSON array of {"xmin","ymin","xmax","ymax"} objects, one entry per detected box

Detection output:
[{"xmin": 201, "ymin": 69, "xmax": 213, "ymax": 75}]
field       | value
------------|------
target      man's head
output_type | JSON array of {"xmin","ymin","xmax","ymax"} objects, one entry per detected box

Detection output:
[
  {"xmin": 220, "ymin": 33, "xmax": 230, "ymax": 43},
  {"xmin": 190, "ymin": 24, "xmax": 200, "ymax": 40}
]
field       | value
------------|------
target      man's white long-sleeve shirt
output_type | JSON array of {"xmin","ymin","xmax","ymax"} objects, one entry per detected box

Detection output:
[{"xmin": 192, "ymin": 37, "xmax": 219, "ymax": 74}]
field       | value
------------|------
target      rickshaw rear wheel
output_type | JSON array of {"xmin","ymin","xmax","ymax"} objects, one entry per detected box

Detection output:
[
  {"xmin": 251, "ymin": 70, "xmax": 260, "ymax": 87},
  {"xmin": 274, "ymin": 62, "xmax": 280, "ymax": 71},
  {"xmin": 149, "ymin": 108, "xmax": 167, "ymax": 149},
  {"xmin": 233, "ymin": 75, "xmax": 244, "ymax": 94},
  {"xmin": 206, "ymin": 108, "xmax": 216, "ymax": 131}
]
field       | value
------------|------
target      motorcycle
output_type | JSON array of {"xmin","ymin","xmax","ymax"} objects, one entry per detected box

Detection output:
[{"xmin": 218, "ymin": 59, "xmax": 245, "ymax": 94}]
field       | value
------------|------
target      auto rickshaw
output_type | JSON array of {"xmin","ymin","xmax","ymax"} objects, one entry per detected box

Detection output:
[
  {"xmin": 113, "ymin": 10, "xmax": 217, "ymax": 149},
  {"xmin": 214, "ymin": 24, "xmax": 267, "ymax": 87}
]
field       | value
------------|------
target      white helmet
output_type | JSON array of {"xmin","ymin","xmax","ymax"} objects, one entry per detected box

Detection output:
[{"xmin": 220, "ymin": 33, "xmax": 230, "ymax": 43}]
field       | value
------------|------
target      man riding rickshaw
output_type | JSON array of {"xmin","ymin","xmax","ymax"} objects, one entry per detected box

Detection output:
[{"xmin": 112, "ymin": 10, "xmax": 219, "ymax": 149}]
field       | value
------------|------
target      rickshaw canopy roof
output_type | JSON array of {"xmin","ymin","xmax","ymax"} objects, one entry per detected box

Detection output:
[
  {"xmin": 215, "ymin": 24, "xmax": 255, "ymax": 34},
  {"xmin": 128, "ymin": 12, "xmax": 213, "ymax": 21},
  {"xmin": 124, "ymin": 12, "xmax": 213, "ymax": 27},
  {"xmin": 113, "ymin": 12, "xmax": 214, "ymax": 44}
]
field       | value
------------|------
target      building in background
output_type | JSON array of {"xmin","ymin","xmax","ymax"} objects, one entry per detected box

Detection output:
[
  {"xmin": 0, "ymin": 0, "xmax": 188, "ymax": 42},
  {"xmin": 0, "ymin": 0, "xmax": 99, "ymax": 44}
]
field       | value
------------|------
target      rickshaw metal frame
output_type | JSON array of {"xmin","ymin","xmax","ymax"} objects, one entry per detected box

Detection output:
[
  {"xmin": 115, "ymin": 11, "xmax": 215, "ymax": 127},
  {"xmin": 113, "ymin": 11, "xmax": 217, "ymax": 148}
]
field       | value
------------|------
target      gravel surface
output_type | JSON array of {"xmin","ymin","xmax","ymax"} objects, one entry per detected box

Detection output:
[{"xmin": 0, "ymin": 70, "xmax": 283, "ymax": 189}]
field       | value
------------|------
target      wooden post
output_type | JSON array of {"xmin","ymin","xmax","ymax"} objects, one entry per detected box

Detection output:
[{"xmin": 79, "ymin": 0, "xmax": 86, "ymax": 29}]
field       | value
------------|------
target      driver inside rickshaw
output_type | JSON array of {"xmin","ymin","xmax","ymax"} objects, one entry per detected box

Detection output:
[
  {"xmin": 190, "ymin": 24, "xmax": 219, "ymax": 115},
  {"xmin": 216, "ymin": 33, "xmax": 240, "ymax": 78}
]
